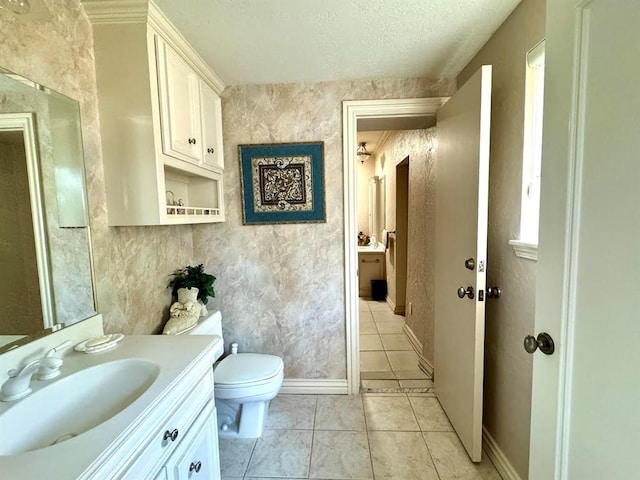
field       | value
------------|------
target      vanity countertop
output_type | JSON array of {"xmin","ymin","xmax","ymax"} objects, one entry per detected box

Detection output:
[
  {"xmin": 357, "ymin": 243, "xmax": 385, "ymax": 253},
  {"xmin": 0, "ymin": 334, "xmax": 221, "ymax": 479}
]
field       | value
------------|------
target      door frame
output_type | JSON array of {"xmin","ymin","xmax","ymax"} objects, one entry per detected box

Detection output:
[
  {"xmin": 0, "ymin": 113, "xmax": 55, "ymax": 329},
  {"xmin": 342, "ymin": 98, "xmax": 448, "ymax": 394}
]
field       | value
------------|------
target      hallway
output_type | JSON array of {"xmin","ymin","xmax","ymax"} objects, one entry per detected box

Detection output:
[{"xmin": 359, "ymin": 298, "xmax": 432, "ymax": 392}]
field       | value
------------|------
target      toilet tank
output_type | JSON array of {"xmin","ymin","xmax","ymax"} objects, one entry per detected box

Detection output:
[
  {"xmin": 188, "ymin": 310, "xmax": 223, "ymax": 336},
  {"xmin": 186, "ymin": 310, "xmax": 224, "ymax": 360}
]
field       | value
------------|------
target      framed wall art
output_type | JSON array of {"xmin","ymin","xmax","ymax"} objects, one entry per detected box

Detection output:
[{"xmin": 238, "ymin": 142, "xmax": 326, "ymax": 224}]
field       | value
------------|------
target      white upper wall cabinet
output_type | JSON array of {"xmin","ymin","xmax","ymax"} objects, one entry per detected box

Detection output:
[
  {"xmin": 156, "ymin": 39, "xmax": 224, "ymax": 171},
  {"xmin": 200, "ymin": 82, "xmax": 225, "ymax": 171},
  {"xmin": 157, "ymin": 40, "xmax": 204, "ymax": 165},
  {"xmin": 84, "ymin": 0, "xmax": 226, "ymax": 226}
]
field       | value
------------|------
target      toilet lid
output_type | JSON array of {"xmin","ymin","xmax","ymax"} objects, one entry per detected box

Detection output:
[{"xmin": 214, "ymin": 353, "xmax": 283, "ymax": 386}]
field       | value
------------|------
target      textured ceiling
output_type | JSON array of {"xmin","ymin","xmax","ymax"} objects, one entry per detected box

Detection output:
[{"xmin": 154, "ymin": 0, "xmax": 520, "ymax": 86}]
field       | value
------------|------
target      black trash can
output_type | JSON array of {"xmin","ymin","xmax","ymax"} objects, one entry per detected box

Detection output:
[{"xmin": 371, "ymin": 280, "xmax": 387, "ymax": 301}]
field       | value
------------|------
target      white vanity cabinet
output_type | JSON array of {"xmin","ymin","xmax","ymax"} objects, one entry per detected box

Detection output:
[
  {"xmin": 151, "ymin": 402, "xmax": 220, "ymax": 480},
  {"xmin": 164, "ymin": 404, "xmax": 219, "ymax": 480},
  {"xmin": 358, "ymin": 250, "xmax": 386, "ymax": 297},
  {"xmin": 85, "ymin": 0, "xmax": 225, "ymax": 226},
  {"xmin": 85, "ymin": 343, "xmax": 221, "ymax": 480},
  {"xmin": 0, "ymin": 335, "xmax": 222, "ymax": 480}
]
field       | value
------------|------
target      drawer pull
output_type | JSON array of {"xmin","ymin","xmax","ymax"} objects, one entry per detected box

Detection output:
[
  {"xmin": 163, "ymin": 428, "xmax": 179, "ymax": 442},
  {"xmin": 361, "ymin": 259, "xmax": 380, "ymax": 264},
  {"xmin": 189, "ymin": 461, "xmax": 202, "ymax": 473}
]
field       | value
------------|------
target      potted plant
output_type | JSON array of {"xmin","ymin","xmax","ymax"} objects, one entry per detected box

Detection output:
[{"xmin": 168, "ymin": 264, "xmax": 216, "ymax": 310}]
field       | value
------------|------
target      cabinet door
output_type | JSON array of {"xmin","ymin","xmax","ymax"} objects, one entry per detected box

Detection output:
[
  {"xmin": 358, "ymin": 254, "xmax": 384, "ymax": 296},
  {"xmin": 167, "ymin": 408, "xmax": 220, "ymax": 480},
  {"xmin": 200, "ymin": 82, "xmax": 224, "ymax": 172},
  {"xmin": 158, "ymin": 40, "xmax": 202, "ymax": 164}
]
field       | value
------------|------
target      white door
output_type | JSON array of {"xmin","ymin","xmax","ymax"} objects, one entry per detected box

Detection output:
[
  {"xmin": 434, "ymin": 65, "xmax": 492, "ymax": 462},
  {"xmin": 529, "ymin": 2, "xmax": 640, "ymax": 478},
  {"xmin": 157, "ymin": 39, "xmax": 202, "ymax": 164},
  {"xmin": 200, "ymin": 81, "xmax": 224, "ymax": 171}
]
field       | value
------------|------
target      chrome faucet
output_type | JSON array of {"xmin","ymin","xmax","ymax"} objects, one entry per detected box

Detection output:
[{"xmin": 0, "ymin": 340, "xmax": 72, "ymax": 402}]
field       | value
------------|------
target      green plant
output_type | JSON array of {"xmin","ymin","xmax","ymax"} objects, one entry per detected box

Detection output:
[{"xmin": 168, "ymin": 264, "xmax": 216, "ymax": 304}]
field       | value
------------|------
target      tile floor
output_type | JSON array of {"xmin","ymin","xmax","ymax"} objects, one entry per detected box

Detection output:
[
  {"xmin": 219, "ymin": 393, "xmax": 502, "ymax": 479},
  {"xmin": 359, "ymin": 298, "xmax": 432, "ymax": 392}
]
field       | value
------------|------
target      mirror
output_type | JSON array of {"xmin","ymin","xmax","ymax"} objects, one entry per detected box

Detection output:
[
  {"xmin": 368, "ymin": 175, "xmax": 386, "ymax": 243},
  {"xmin": 0, "ymin": 68, "xmax": 96, "ymax": 352}
]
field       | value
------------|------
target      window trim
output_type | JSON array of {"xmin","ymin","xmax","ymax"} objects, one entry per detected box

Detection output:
[{"xmin": 512, "ymin": 40, "xmax": 545, "ymax": 261}]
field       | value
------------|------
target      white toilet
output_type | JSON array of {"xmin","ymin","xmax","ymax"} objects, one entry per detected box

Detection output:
[{"xmin": 184, "ymin": 310, "xmax": 284, "ymax": 439}]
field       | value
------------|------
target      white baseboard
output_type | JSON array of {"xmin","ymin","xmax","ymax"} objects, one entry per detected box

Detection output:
[
  {"xmin": 482, "ymin": 426, "xmax": 522, "ymax": 480},
  {"xmin": 418, "ymin": 355, "xmax": 434, "ymax": 378},
  {"xmin": 280, "ymin": 379, "xmax": 349, "ymax": 395},
  {"xmin": 403, "ymin": 324, "xmax": 434, "ymax": 379},
  {"xmin": 386, "ymin": 295, "xmax": 396, "ymax": 312},
  {"xmin": 403, "ymin": 323, "xmax": 423, "ymax": 354}
]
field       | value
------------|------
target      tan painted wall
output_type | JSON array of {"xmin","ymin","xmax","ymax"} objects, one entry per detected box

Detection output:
[
  {"xmin": 375, "ymin": 129, "xmax": 437, "ymax": 357},
  {"xmin": 0, "ymin": 0, "xmax": 193, "ymax": 335},
  {"xmin": 192, "ymin": 80, "xmax": 454, "ymax": 379},
  {"xmin": 0, "ymin": 140, "xmax": 43, "ymax": 334},
  {"xmin": 457, "ymin": 0, "xmax": 545, "ymax": 476}
]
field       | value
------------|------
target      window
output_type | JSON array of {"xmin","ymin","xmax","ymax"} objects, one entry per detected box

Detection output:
[{"xmin": 511, "ymin": 40, "xmax": 545, "ymax": 260}]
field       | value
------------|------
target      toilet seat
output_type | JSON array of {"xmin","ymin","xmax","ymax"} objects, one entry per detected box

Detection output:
[
  {"xmin": 214, "ymin": 353, "xmax": 284, "ymax": 400},
  {"xmin": 214, "ymin": 353, "xmax": 283, "ymax": 386}
]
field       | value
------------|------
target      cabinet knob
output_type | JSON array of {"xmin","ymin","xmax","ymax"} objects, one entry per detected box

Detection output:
[
  {"xmin": 163, "ymin": 428, "xmax": 179, "ymax": 442},
  {"xmin": 189, "ymin": 461, "xmax": 202, "ymax": 473},
  {"xmin": 207, "ymin": 147, "xmax": 215, "ymax": 154},
  {"xmin": 188, "ymin": 138, "xmax": 197, "ymax": 145}
]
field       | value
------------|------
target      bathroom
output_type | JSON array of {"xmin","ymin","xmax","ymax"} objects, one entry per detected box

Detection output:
[{"xmin": 2, "ymin": 0, "xmax": 636, "ymax": 478}]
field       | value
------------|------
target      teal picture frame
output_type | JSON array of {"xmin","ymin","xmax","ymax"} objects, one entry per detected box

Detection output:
[{"xmin": 239, "ymin": 142, "xmax": 326, "ymax": 225}]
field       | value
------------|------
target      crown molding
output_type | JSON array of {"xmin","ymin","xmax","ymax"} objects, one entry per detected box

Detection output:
[
  {"xmin": 82, "ymin": 0, "xmax": 149, "ymax": 24},
  {"xmin": 83, "ymin": 0, "xmax": 225, "ymax": 94}
]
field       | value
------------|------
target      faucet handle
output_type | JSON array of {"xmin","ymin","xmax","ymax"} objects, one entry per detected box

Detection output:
[
  {"xmin": 45, "ymin": 340, "xmax": 73, "ymax": 358},
  {"xmin": 36, "ymin": 340, "xmax": 71, "ymax": 381}
]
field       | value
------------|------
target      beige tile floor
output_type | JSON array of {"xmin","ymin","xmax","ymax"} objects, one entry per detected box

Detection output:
[
  {"xmin": 219, "ymin": 393, "xmax": 503, "ymax": 479},
  {"xmin": 359, "ymin": 298, "xmax": 432, "ymax": 391}
]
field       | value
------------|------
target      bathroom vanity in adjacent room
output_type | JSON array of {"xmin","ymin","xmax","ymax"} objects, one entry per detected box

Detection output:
[{"xmin": 358, "ymin": 244, "xmax": 386, "ymax": 298}]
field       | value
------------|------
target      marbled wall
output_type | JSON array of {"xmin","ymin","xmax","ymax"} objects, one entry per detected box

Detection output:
[
  {"xmin": 374, "ymin": 129, "xmax": 437, "ymax": 361},
  {"xmin": 457, "ymin": 0, "xmax": 545, "ymax": 476},
  {"xmin": 192, "ymin": 79, "xmax": 454, "ymax": 379},
  {"xmin": 0, "ymin": 0, "xmax": 192, "ymax": 335}
]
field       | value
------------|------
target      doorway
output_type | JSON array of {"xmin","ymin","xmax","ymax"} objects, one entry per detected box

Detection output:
[
  {"xmin": 343, "ymin": 98, "xmax": 448, "ymax": 394},
  {"xmin": 395, "ymin": 156, "xmax": 409, "ymax": 315}
]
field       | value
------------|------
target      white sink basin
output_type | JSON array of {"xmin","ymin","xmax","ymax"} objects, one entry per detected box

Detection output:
[{"xmin": 0, "ymin": 358, "xmax": 160, "ymax": 455}]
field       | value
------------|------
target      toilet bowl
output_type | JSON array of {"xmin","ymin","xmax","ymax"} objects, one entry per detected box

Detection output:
[{"xmin": 182, "ymin": 311, "xmax": 283, "ymax": 439}]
